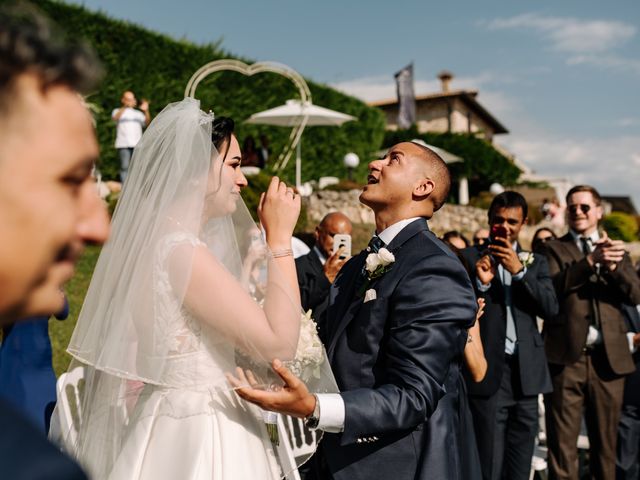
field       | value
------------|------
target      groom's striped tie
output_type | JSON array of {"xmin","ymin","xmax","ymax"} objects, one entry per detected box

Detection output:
[{"xmin": 367, "ymin": 235, "xmax": 385, "ymax": 253}]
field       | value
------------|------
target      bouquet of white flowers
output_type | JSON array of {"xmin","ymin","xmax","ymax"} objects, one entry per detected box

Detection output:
[{"xmin": 285, "ymin": 309, "xmax": 325, "ymax": 380}]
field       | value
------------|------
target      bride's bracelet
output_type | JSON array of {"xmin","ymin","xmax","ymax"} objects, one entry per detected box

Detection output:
[{"xmin": 270, "ymin": 248, "xmax": 293, "ymax": 258}]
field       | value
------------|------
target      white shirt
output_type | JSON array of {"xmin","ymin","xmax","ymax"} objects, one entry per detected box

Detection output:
[
  {"xmin": 569, "ymin": 229, "xmax": 603, "ymax": 347},
  {"xmin": 314, "ymin": 217, "xmax": 423, "ymax": 432},
  {"xmin": 112, "ymin": 107, "xmax": 146, "ymax": 148}
]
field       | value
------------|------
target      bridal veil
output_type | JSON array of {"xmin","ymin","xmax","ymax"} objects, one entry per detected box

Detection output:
[{"xmin": 52, "ymin": 98, "xmax": 337, "ymax": 479}]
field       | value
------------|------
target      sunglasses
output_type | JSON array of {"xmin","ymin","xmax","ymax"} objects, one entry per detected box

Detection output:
[{"xmin": 568, "ymin": 204, "xmax": 592, "ymax": 215}]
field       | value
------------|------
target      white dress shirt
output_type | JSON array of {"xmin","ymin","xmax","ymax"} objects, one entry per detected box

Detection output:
[
  {"xmin": 314, "ymin": 217, "xmax": 423, "ymax": 432},
  {"xmin": 569, "ymin": 229, "xmax": 603, "ymax": 347}
]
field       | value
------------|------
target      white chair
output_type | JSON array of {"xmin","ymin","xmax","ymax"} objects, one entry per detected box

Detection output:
[
  {"xmin": 50, "ymin": 365, "xmax": 86, "ymax": 447},
  {"xmin": 275, "ymin": 415, "xmax": 319, "ymax": 480}
]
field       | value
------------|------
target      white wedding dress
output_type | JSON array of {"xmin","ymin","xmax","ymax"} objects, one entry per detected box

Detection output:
[{"xmin": 106, "ymin": 232, "xmax": 282, "ymax": 480}]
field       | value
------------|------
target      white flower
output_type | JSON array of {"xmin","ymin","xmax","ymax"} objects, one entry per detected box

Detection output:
[
  {"xmin": 365, "ymin": 253, "xmax": 380, "ymax": 272},
  {"xmin": 286, "ymin": 310, "xmax": 324, "ymax": 380},
  {"xmin": 377, "ymin": 248, "xmax": 395, "ymax": 266},
  {"xmin": 518, "ymin": 251, "xmax": 535, "ymax": 268}
]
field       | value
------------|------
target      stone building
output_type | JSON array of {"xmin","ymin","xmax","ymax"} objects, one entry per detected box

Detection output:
[{"xmin": 369, "ymin": 71, "xmax": 508, "ymax": 143}]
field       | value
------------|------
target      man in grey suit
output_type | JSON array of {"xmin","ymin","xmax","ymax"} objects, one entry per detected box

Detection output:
[{"xmin": 234, "ymin": 141, "xmax": 478, "ymax": 479}]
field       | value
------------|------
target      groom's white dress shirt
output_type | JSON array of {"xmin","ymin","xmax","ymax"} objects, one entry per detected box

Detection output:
[{"xmin": 314, "ymin": 217, "xmax": 422, "ymax": 432}]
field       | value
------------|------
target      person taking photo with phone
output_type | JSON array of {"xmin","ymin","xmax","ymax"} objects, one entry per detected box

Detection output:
[
  {"xmin": 460, "ymin": 191, "xmax": 558, "ymax": 480},
  {"xmin": 295, "ymin": 212, "xmax": 352, "ymax": 318}
]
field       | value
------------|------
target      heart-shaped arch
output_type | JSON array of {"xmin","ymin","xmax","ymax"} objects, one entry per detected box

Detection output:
[{"xmin": 185, "ymin": 60, "xmax": 311, "ymax": 174}]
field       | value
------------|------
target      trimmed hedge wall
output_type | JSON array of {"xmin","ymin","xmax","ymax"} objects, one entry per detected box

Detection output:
[{"xmin": 37, "ymin": 1, "xmax": 386, "ymax": 184}]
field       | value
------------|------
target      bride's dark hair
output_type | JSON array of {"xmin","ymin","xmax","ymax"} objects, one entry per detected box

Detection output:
[
  {"xmin": 211, "ymin": 116, "xmax": 235, "ymax": 160},
  {"xmin": 209, "ymin": 116, "xmax": 236, "ymax": 194}
]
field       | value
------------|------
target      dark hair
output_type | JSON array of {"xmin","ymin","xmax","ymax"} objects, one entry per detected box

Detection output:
[
  {"xmin": 531, "ymin": 227, "xmax": 556, "ymax": 253},
  {"xmin": 442, "ymin": 230, "xmax": 470, "ymax": 248},
  {"xmin": 488, "ymin": 191, "xmax": 528, "ymax": 221},
  {"xmin": 0, "ymin": 3, "xmax": 102, "ymax": 113},
  {"xmin": 211, "ymin": 116, "xmax": 235, "ymax": 152},
  {"xmin": 566, "ymin": 185, "xmax": 601, "ymax": 205}
]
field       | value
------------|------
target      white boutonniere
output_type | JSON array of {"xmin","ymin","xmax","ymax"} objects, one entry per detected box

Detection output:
[
  {"xmin": 518, "ymin": 251, "xmax": 535, "ymax": 268},
  {"xmin": 365, "ymin": 247, "xmax": 395, "ymax": 281},
  {"xmin": 359, "ymin": 248, "xmax": 395, "ymax": 297}
]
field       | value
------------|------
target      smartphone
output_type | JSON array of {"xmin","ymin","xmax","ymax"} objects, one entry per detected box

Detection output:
[
  {"xmin": 490, "ymin": 224, "xmax": 508, "ymax": 242},
  {"xmin": 332, "ymin": 234, "xmax": 352, "ymax": 259}
]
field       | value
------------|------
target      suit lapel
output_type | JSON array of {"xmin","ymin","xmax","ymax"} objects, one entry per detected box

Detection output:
[
  {"xmin": 559, "ymin": 233, "xmax": 583, "ymax": 262},
  {"xmin": 327, "ymin": 218, "xmax": 429, "ymax": 359}
]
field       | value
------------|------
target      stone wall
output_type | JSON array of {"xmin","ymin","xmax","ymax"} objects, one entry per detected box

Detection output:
[
  {"xmin": 304, "ymin": 189, "xmax": 640, "ymax": 258},
  {"xmin": 305, "ymin": 189, "xmax": 489, "ymax": 237}
]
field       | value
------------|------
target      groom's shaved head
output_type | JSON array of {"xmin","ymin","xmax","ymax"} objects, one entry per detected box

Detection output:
[{"xmin": 409, "ymin": 142, "xmax": 451, "ymax": 212}]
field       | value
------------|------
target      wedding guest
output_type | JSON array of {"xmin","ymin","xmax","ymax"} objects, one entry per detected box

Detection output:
[
  {"xmin": 443, "ymin": 230, "xmax": 470, "ymax": 251},
  {"xmin": 0, "ymin": 4, "xmax": 110, "ymax": 479},
  {"xmin": 296, "ymin": 212, "xmax": 352, "ymax": 316},
  {"xmin": 531, "ymin": 227, "xmax": 556, "ymax": 253},
  {"xmin": 473, "ymin": 228, "xmax": 490, "ymax": 247},
  {"xmin": 542, "ymin": 185, "xmax": 640, "ymax": 480},
  {"xmin": 0, "ymin": 296, "xmax": 69, "ymax": 433},
  {"xmin": 242, "ymin": 135, "xmax": 261, "ymax": 168},
  {"xmin": 112, "ymin": 90, "xmax": 150, "ymax": 182},
  {"xmin": 617, "ymin": 300, "xmax": 640, "ymax": 479},
  {"xmin": 461, "ymin": 191, "xmax": 558, "ymax": 480},
  {"xmin": 258, "ymin": 134, "xmax": 270, "ymax": 168}
]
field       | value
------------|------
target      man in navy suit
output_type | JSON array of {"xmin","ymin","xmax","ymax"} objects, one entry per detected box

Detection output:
[
  {"xmin": 0, "ymin": 5, "xmax": 110, "ymax": 478},
  {"xmin": 234, "ymin": 141, "xmax": 478, "ymax": 479},
  {"xmin": 296, "ymin": 212, "xmax": 352, "ymax": 316},
  {"xmin": 461, "ymin": 191, "xmax": 558, "ymax": 480}
]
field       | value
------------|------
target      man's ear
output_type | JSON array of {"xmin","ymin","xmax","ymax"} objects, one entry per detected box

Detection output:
[
  {"xmin": 595, "ymin": 205, "xmax": 604, "ymax": 221},
  {"xmin": 413, "ymin": 178, "xmax": 435, "ymax": 199},
  {"xmin": 314, "ymin": 226, "xmax": 320, "ymax": 242}
]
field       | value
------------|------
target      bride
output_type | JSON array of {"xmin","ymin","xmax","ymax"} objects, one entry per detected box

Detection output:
[{"xmin": 53, "ymin": 98, "xmax": 336, "ymax": 479}]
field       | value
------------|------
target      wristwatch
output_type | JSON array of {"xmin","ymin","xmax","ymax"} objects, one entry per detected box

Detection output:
[{"xmin": 304, "ymin": 394, "xmax": 320, "ymax": 429}]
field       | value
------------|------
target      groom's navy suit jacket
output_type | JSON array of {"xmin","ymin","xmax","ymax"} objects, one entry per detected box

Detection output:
[{"xmin": 317, "ymin": 219, "xmax": 477, "ymax": 480}]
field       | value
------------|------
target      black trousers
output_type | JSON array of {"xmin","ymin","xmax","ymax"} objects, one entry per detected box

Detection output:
[
  {"xmin": 617, "ymin": 404, "xmax": 640, "ymax": 480},
  {"xmin": 469, "ymin": 355, "xmax": 539, "ymax": 480}
]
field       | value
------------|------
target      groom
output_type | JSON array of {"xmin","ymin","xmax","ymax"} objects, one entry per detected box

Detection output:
[{"xmin": 235, "ymin": 142, "xmax": 477, "ymax": 480}]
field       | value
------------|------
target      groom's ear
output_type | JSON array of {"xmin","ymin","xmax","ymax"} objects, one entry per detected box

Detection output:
[{"xmin": 413, "ymin": 177, "xmax": 435, "ymax": 199}]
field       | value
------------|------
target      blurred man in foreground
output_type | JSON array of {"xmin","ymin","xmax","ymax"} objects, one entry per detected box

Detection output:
[{"xmin": 0, "ymin": 4, "xmax": 110, "ymax": 478}]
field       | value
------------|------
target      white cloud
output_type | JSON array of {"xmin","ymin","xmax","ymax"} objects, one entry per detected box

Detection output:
[
  {"xmin": 617, "ymin": 117, "xmax": 640, "ymax": 128},
  {"xmin": 501, "ymin": 134, "xmax": 640, "ymax": 207},
  {"xmin": 567, "ymin": 54, "xmax": 640, "ymax": 75},
  {"xmin": 484, "ymin": 13, "xmax": 636, "ymax": 54}
]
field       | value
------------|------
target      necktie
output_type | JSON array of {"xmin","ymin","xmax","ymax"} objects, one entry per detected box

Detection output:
[
  {"xmin": 367, "ymin": 236, "xmax": 385, "ymax": 254},
  {"xmin": 501, "ymin": 266, "xmax": 517, "ymax": 355},
  {"xmin": 580, "ymin": 236, "xmax": 601, "ymax": 329},
  {"xmin": 580, "ymin": 236, "xmax": 591, "ymax": 256},
  {"xmin": 359, "ymin": 236, "xmax": 386, "ymax": 281}
]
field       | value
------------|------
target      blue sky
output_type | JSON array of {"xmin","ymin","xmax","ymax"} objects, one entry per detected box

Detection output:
[{"xmin": 67, "ymin": 0, "xmax": 640, "ymax": 207}]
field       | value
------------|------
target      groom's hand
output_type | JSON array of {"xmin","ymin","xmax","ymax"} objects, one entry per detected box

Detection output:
[{"xmin": 227, "ymin": 359, "xmax": 316, "ymax": 418}]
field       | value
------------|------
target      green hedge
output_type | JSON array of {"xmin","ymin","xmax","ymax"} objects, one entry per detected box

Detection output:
[
  {"xmin": 384, "ymin": 128, "xmax": 522, "ymax": 198},
  {"xmin": 601, "ymin": 212, "xmax": 639, "ymax": 242},
  {"xmin": 37, "ymin": 1, "xmax": 385, "ymax": 185}
]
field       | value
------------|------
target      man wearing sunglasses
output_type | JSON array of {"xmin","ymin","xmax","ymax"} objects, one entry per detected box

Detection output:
[{"xmin": 542, "ymin": 185, "xmax": 640, "ymax": 480}]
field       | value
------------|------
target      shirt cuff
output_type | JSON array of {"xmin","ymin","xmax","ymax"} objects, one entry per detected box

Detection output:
[
  {"xmin": 316, "ymin": 393, "xmax": 345, "ymax": 433},
  {"xmin": 476, "ymin": 277, "xmax": 491, "ymax": 292},
  {"xmin": 627, "ymin": 332, "xmax": 637, "ymax": 353},
  {"xmin": 512, "ymin": 267, "xmax": 527, "ymax": 281}
]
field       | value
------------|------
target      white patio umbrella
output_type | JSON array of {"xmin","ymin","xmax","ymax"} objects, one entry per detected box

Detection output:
[{"xmin": 246, "ymin": 99, "xmax": 357, "ymax": 188}]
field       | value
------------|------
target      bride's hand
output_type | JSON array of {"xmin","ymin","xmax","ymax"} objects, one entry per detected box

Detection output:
[{"xmin": 258, "ymin": 177, "xmax": 300, "ymax": 249}]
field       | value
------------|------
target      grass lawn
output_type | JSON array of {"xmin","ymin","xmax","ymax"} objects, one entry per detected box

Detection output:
[{"xmin": 50, "ymin": 245, "xmax": 101, "ymax": 376}]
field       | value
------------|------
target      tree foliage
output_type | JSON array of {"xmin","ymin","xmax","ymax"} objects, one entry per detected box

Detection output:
[
  {"xmin": 37, "ymin": 1, "xmax": 386, "ymax": 184},
  {"xmin": 601, "ymin": 212, "xmax": 639, "ymax": 242}
]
